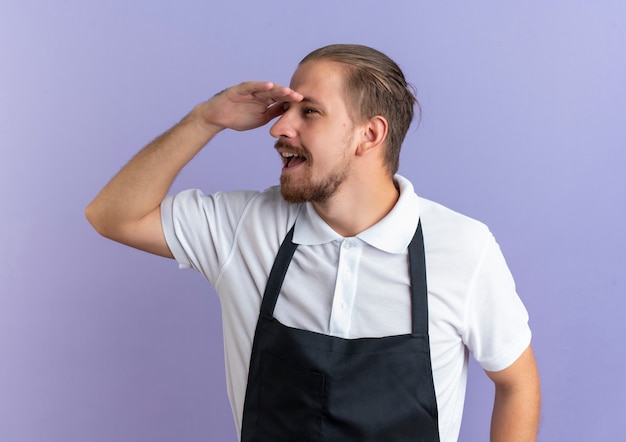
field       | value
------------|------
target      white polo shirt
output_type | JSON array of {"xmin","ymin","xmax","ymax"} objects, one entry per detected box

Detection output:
[{"xmin": 161, "ymin": 175, "xmax": 531, "ymax": 442}]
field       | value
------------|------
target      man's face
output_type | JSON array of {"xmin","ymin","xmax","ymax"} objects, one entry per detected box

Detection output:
[{"xmin": 270, "ymin": 60, "xmax": 359, "ymax": 204}]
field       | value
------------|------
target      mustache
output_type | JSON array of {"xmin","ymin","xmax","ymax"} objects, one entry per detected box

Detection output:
[{"xmin": 274, "ymin": 140, "xmax": 310, "ymax": 158}]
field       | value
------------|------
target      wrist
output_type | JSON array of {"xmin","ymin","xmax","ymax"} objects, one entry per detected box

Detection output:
[{"xmin": 188, "ymin": 102, "xmax": 225, "ymax": 137}]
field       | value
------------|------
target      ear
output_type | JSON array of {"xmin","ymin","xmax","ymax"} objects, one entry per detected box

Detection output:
[{"xmin": 355, "ymin": 115, "xmax": 388, "ymax": 157}]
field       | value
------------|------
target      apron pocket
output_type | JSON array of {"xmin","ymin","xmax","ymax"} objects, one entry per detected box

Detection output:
[
  {"xmin": 258, "ymin": 351, "xmax": 325, "ymax": 441},
  {"xmin": 323, "ymin": 351, "xmax": 434, "ymax": 441}
]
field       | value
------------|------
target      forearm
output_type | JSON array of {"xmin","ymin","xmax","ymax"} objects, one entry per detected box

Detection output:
[
  {"xmin": 486, "ymin": 345, "xmax": 541, "ymax": 442},
  {"xmin": 85, "ymin": 105, "xmax": 220, "ymax": 237},
  {"xmin": 490, "ymin": 376, "xmax": 541, "ymax": 441}
]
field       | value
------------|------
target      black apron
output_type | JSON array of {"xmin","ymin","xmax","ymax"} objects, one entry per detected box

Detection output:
[{"xmin": 240, "ymin": 221, "xmax": 439, "ymax": 442}]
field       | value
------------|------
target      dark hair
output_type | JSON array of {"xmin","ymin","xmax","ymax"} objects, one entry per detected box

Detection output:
[{"xmin": 300, "ymin": 44, "xmax": 419, "ymax": 174}]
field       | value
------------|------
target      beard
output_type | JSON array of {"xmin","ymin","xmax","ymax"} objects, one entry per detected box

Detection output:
[
  {"xmin": 280, "ymin": 165, "xmax": 350, "ymax": 203},
  {"xmin": 276, "ymin": 140, "xmax": 352, "ymax": 204}
]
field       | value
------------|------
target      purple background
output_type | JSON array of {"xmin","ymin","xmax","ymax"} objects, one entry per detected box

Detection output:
[{"xmin": 1, "ymin": 1, "xmax": 625, "ymax": 440}]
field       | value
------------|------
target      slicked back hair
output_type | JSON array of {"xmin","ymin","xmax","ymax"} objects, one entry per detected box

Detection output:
[{"xmin": 300, "ymin": 44, "xmax": 419, "ymax": 175}]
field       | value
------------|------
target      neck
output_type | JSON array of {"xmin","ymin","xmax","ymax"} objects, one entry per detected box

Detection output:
[{"xmin": 312, "ymin": 173, "xmax": 399, "ymax": 237}]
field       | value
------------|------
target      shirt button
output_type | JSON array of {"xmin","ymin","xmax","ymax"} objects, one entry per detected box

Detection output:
[
  {"xmin": 344, "ymin": 241, "xmax": 352, "ymax": 249},
  {"xmin": 340, "ymin": 301, "xmax": 347, "ymax": 309},
  {"xmin": 343, "ymin": 268, "xmax": 351, "ymax": 276}
]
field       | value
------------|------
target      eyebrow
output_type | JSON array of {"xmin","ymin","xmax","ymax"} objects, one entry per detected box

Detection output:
[{"xmin": 301, "ymin": 96, "xmax": 324, "ymax": 107}]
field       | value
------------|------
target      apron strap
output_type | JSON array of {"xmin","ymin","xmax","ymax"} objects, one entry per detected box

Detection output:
[
  {"xmin": 408, "ymin": 220, "xmax": 428, "ymax": 335},
  {"xmin": 260, "ymin": 226, "xmax": 298, "ymax": 318}
]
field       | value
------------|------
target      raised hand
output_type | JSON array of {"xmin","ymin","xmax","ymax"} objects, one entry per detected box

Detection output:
[
  {"xmin": 85, "ymin": 80, "xmax": 303, "ymax": 257},
  {"xmin": 197, "ymin": 81, "xmax": 303, "ymax": 133}
]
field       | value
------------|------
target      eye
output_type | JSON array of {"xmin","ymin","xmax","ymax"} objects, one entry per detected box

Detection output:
[{"xmin": 302, "ymin": 107, "xmax": 317, "ymax": 116}]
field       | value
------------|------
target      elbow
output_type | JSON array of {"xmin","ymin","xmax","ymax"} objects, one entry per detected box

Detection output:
[{"xmin": 84, "ymin": 201, "xmax": 112, "ymax": 238}]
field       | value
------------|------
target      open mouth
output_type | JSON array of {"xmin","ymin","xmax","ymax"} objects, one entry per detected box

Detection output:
[{"xmin": 281, "ymin": 152, "xmax": 307, "ymax": 169}]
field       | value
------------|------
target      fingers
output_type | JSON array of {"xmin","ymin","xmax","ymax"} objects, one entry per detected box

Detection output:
[
  {"xmin": 239, "ymin": 81, "xmax": 274, "ymax": 95},
  {"xmin": 266, "ymin": 85, "xmax": 303, "ymax": 104},
  {"xmin": 201, "ymin": 81, "xmax": 302, "ymax": 131},
  {"xmin": 238, "ymin": 81, "xmax": 303, "ymax": 105},
  {"xmin": 263, "ymin": 100, "xmax": 286, "ymax": 120}
]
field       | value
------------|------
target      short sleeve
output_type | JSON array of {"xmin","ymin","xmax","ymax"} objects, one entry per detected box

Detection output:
[
  {"xmin": 160, "ymin": 189, "xmax": 259, "ymax": 284},
  {"xmin": 463, "ymin": 236, "xmax": 531, "ymax": 372}
]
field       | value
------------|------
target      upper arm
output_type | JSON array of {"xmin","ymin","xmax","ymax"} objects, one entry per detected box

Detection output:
[
  {"xmin": 485, "ymin": 345, "xmax": 541, "ymax": 441},
  {"xmin": 486, "ymin": 345, "xmax": 540, "ymax": 394},
  {"xmin": 92, "ymin": 206, "xmax": 174, "ymax": 259}
]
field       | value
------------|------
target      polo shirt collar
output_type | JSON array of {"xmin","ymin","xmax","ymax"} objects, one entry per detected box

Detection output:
[{"xmin": 292, "ymin": 175, "xmax": 420, "ymax": 254}]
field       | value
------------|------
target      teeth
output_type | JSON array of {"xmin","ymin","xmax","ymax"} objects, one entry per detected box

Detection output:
[{"xmin": 281, "ymin": 152, "xmax": 300, "ymax": 158}]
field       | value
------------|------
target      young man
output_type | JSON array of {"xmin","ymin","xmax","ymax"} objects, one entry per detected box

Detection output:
[{"xmin": 86, "ymin": 44, "xmax": 540, "ymax": 441}]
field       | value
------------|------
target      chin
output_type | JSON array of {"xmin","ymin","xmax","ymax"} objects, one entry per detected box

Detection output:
[
  {"xmin": 280, "ymin": 175, "xmax": 303, "ymax": 203},
  {"xmin": 279, "ymin": 172, "xmax": 339, "ymax": 204},
  {"xmin": 280, "ymin": 185, "xmax": 308, "ymax": 204}
]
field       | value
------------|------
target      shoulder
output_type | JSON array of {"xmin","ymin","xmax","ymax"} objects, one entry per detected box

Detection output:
[
  {"xmin": 168, "ymin": 185, "xmax": 302, "ymax": 242},
  {"xmin": 418, "ymin": 196, "xmax": 493, "ymax": 254},
  {"xmin": 161, "ymin": 184, "xmax": 302, "ymax": 248},
  {"xmin": 167, "ymin": 185, "xmax": 279, "ymax": 208},
  {"xmin": 393, "ymin": 175, "xmax": 494, "ymax": 258},
  {"xmin": 164, "ymin": 185, "xmax": 293, "ymax": 220},
  {"xmin": 160, "ymin": 185, "xmax": 302, "ymax": 276}
]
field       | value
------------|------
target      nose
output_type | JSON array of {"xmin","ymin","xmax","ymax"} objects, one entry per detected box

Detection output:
[{"xmin": 269, "ymin": 107, "xmax": 297, "ymax": 140}]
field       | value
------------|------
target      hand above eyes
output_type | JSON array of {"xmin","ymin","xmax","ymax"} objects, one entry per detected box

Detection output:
[{"xmin": 197, "ymin": 81, "xmax": 303, "ymax": 133}]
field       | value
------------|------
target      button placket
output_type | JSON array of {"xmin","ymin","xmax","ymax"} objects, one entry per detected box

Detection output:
[{"xmin": 329, "ymin": 239, "xmax": 362, "ymax": 337}]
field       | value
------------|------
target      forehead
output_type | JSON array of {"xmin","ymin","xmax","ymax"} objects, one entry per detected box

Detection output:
[{"xmin": 289, "ymin": 60, "xmax": 349, "ymax": 107}]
